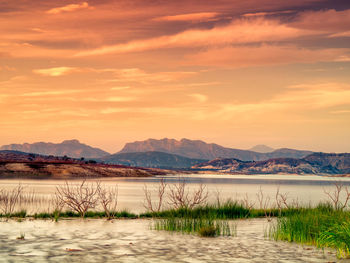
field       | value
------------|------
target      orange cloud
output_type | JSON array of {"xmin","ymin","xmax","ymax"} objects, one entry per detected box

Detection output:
[
  {"xmin": 47, "ymin": 2, "xmax": 90, "ymax": 14},
  {"xmin": 153, "ymin": 12, "xmax": 219, "ymax": 22},
  {"xmin": 185, "ymin": 45, "xmax": 350, "ymax": 67},
  {"xmin": 33, "ymin": 67, "xmax": 79, "ymax": 76},
  {"xmin": 188, "ymin": 93, "xmax": 208, "ymax": 103},
  {"xmin": 76, "ymin": 18, "xmax": 310, "ymax": 56},
  {"xmin": 292, "ymin": 9, "xmax": 350, "ymax": 31},
  {"xmin": 241, "ymin": 10, "xmax": 294, "ymax": 17}
]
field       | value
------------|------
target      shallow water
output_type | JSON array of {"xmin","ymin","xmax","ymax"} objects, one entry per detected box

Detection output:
[
  {"xmin": 0, "ymin": 218, "xmax": 344, "ymax": 263},
  {"xmin": 0, "ymin": 174, "xmax": 350, "ymax": 213}
]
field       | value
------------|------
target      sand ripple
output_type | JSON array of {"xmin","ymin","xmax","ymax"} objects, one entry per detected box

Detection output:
[{"xmin": 0, "ymin": 218, "xmax": 346, "ymax": 263}]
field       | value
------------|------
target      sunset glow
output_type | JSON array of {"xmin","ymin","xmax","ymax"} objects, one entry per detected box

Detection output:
[{"xmin": 1, "ymin": 0, "xmax": 350, "ymax": 152}]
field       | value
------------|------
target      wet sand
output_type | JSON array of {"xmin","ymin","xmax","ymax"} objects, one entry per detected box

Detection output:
[{"xmin": 0, "ymin": 218, "xmax": 344, "ymax": 263}]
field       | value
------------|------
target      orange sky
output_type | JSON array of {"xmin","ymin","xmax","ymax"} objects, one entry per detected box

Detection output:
[{"xmin": 1, "ymin": 0, "xmax": 350, "ymax": 153}]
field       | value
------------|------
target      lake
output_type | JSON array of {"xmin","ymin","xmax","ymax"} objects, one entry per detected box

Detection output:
[{"xmin": 0, "ymin": 174, "xmax": 349, "ymax": 213}]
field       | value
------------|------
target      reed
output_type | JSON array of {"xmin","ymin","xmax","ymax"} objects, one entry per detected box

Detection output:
[
  {"xmin": 153, "ymin": 217, "xmax": 234, "ymax": 237},
  {"xmin": 269, "ymin": 203, "xmax": 350, "ymax": 258}
]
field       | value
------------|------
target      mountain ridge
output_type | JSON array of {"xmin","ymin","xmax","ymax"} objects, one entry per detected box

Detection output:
[
  {"xmin": 101, "ymin": 151, "xmax": 207, "ymax": 168},
  {"xmin": 193, "ymin": 153, "xmax": 350, "ymax": 175},
  {"xmin": 119, "ymin": 138, "xmax": 312, "ymax": 161},
  {"xmin": 0, "ymin": 140, "xmax": 109, "ymax": 159}
]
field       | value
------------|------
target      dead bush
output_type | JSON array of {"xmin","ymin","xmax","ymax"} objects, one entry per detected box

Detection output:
[
  {"xmin": 97, "ymin": 183, "xmax": 118, "ymax": 219},
  {"xmin": 55, "ymin": 180, "xmax": 99, "ymax": 217},
  {"xmin": 143, "ymin": 178, "xmax": 167, "ymax": 212},
  {"xmin": 167, "ymin": 178, "xmax": 208, "ymax": 209},
  {"xmin": 0, "ymin": 184, "xmax": 24, "ymax": 216}
]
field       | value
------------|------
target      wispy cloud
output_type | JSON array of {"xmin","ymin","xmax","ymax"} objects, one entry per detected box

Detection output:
[
  {"xmin": 153, "ymin": 12, "xmax": 219, "ymax": 22},
  {"xmin": 47, "ymin": 2, "xmax": 90, "ymax": 14},
  {"xmin": 106, "ymin": 96, "xmax": 137, "ymax": 102},
  {"xmin": 188, "ymin": 93, "xmax": 208, "ymax": 103},
  {"xmin": 33, "ymin": 67, "xmax": 79, "ymax": 76},
  {"xmin": 21, "ymin": 90, "xmax": 81, "ymax": 97},
  {"xmin": 291, "ymin": 9, "xmax": 350, "ymax": 31},
  {"xmin": 242, "ymin": 10, "xmax": 294, "ymax": 17},
  {"xmin": 185, "ymin": 45, "xmax": 350, "ymax": 67},
  {"xmin": 76, "ymin": 18, "xmax": 309, "ymax": 56}
]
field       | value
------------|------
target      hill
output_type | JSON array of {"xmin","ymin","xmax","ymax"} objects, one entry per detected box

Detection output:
[
  {"xmin": 0, "ymin": 140, "xmax": 109, "ymax": 159},
  {"xmin": 119, "ymin": 138, "xmax": 312, "ymax": 161},
  {"xmin": 0, "ymin": 150, "xmax": 171, "ymax": 179},
  {"xmin": 192, "ymin": 153, "xmax": 350, "ymax": 175},
  {"xmin": 101, "ymin": 151, "xmax": 207, "ymax": 168}
]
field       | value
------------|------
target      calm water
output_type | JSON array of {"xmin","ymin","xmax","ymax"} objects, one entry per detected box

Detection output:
[{"xmin": 0, "ymin": 174, "xmax": 349, "ymax": 213}]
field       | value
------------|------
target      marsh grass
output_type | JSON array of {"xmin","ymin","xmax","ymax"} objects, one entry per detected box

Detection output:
[
  {"xmin": 269, "ymin": 203, "xmax": 350, "ymax": 258},
  {"xmin": 141, "ymin": 199, "xmax": 300, "ymax": 220},
  {"xmin": 1, "ymin": 210, "xmax": 137, "ymax": 220},
  {"xmin": 153, "ymin": 217, "xmax": 234, "ymax": 237},
  {"xmin": 318, "ymin": 221, "xmax": 350, "ymax": 258}
]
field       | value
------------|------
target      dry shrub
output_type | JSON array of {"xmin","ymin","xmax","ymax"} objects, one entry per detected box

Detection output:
[
  {"xmin": 55, "ymin": 180, "xmax": 99, "ymax": 217},
  {"xmin": 97, "ymin": 183, "xmax": 118, "ymax": 219},
  {"xmin": 324, "ymin": 181, "xmax": 350, "ymax": 210},
  {"xmin": 167, "ymin": 178, "xmax": 208, "ymax": 209},
  {"xmin": 0, "ymin": 184, "xmax": 24, "ymax": 215},
  {"xmin": 143, "ymin": 178, "xmax": 167, "ymax": 212}
]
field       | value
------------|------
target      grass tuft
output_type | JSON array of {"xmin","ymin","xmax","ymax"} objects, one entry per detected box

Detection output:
[
  {"xmin": 153, "ymin": 217, "xmax": 234, "ymax": 237},
  {"xmin": 269, "ymin": 204, "xmax": 350, "ymax": 258}
]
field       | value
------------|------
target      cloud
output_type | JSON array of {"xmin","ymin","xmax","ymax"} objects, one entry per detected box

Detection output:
[
  {"xmin": 106, "ymin": 96, "xmax": 137, "ymax": 102},
  {"xmin": 153, "ymin": 12, "xmax": 219, "ymax": 22},
  {"xmin": 241, "ymin": 10, "xmax": 294, "ymax": 17},
  {"xmin": 33, "ymin": 67, "xmax": 79, "ymax": 76},
  {"xmin": 76, "ymin": 17, "xmax": 310, "ymax": 56},
  {"xmin": 291, "ymin": 9, "xmax": 350, "ymax": 32},
  {"xmin": 185, "ymin": 45, "xmax": 350, "ymax": 67},
  {"xmin": 188, "ymin": 93, "xmax": 208, "ymax": 103},
  {"xmin": 107, "ymin": 68, "xmax": 197, "ymax": 83},
  {"xmin": 214, "ymin": 83, "xmax": 350, "ymax": 119},
  {"xmin": 330, "ymin": 110, "xmax": 350, "ymax": 114},
  {"xmin": 47, "ymin": 2, "xmax": 90, "ymax": 14},
  {"xmin": 21, "ymin": 90, "xmax": 81, "ymax": 97},
  {"xmin": 329, "ymin": 31, "xmax": 350, "ymax": 38},
  {"xmin": 110, "ymin": 86, "xmax": 131, "ymax": 91}
]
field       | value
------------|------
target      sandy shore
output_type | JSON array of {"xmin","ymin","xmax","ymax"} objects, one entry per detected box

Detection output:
[{"xmin": 0, "ymin": 218, "xmax": 345, "ymax": 263}]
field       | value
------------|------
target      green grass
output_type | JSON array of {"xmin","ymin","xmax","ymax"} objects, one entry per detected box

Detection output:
[
  {"xmin": 140, "ymin": 199, "xmax": 301, "ymax": 220},
  {"xmin": 153, "ymin": 217, "xmax": 234, "ymax": 237},
  {"xmin": 318, "ymin": 221, "xmax": 350, "ymax": 258},
  {"xmin": 269, "ymin": 203, "xmax": 350, "ymax": 258},
  {"xmin": 1, "ymin": 210, "xmax": 137, "ymax": 220}
]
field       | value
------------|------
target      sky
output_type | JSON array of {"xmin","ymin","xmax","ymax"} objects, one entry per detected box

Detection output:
[{"xmin": 0, "ymin": 0, "xmax": 350, "ymax": 153}]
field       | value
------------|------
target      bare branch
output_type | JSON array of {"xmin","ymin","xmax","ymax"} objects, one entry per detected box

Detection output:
[
  {"xmin": 143, "ymin": 178, "xmax": 167, "ymax": 213},
  {"xmin": 55, "ymin": 180, "xmax": 99, "ymax": 217}
]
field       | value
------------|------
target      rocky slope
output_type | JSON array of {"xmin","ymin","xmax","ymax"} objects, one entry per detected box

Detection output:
[
  {"xmin": 119, "ymin": 138, "xmax": 312, "ymax": 161},
  {"xmin": 0, "ymin": 140, "xmax": 109, "ymax": 159},
  {"xmin": 101, "ymin": 151, "xmax": 207, "ymax": 168},
  {"xmin": 192, "ymin": 153, "xmax": 350, "ymax": 175},
  {"xmin": 0, "ymin": 150, "xmax": 171, "ymax": 179}
]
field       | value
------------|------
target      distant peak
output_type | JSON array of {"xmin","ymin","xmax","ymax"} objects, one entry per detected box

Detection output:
[
  {"xmin": 61, "ymin": 139, "xmax": 81, "ymax": 144},
  {"xmin": 249, "ymin": 144, "xmax": 274, "ymax": 153}
]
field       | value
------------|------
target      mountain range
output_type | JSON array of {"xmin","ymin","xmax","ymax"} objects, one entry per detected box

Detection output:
[
  {"xmin": 0, "ymin": 138, "xmax": 335, "ymax": 170},
  {"xmin": 119, "ymin": 138, "xmax": 312, "ymax": 161},
  {"xmin": 193, "ymin": 153, "xmax": 350, "ymax": 175},
  {"xmin": 0, "ymin": 140, "xmax": 109, "ymax": 159},
  {"xmin": 100, "ymin": 151, "xmax": 207, "ymax": 169}
]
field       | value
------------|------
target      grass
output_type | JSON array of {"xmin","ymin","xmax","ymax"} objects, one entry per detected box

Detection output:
[
  {"xmin": 153, "ymin": 217, "xmax": 234, "ymax": 237},
  {"xmin": 269, "ymin": 203, "xmax": 350, "ymax": 258},
  {"xmin": 1, "ymin": 210, "xmax": 137, "ymax": 220},
  {"xmin": 140, "ymin": 199, "xmax": 301, "ymax": 220}
]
